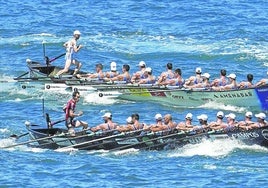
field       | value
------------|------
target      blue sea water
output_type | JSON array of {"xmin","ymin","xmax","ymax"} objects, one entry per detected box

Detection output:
[{"xmin": 1, "ymin": 0, "xmax": 268, "ymax": 187}]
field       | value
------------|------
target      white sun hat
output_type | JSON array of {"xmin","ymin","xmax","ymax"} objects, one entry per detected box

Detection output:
[
  {"xmin": 185, "ymin": 113, "xmax": 193, "ymax": 120},
  {"xmin": 155, "ymin": 113, "xmax": 162, "ymax": 120},
  {"xmin": 201, "ymin": 73, "xmax": 210, "ymax": 79},
  {"xmin": 217, "ymin": 111, "xmax": 224, "ymax": 118},
  {"xmin": 245, "ymin": 111, "xmax": 253, "ymax": 118},
  {"xmin": 195, "ymin": 67, "xmax": 202, "ymax": 73},
  {"xmin": 102, "ymin": 112, "xmax": 112, "ymax": 118},
  {"xmin": 73, "ymin": 30, "xmax": 81, "ymax": 35},
  {"xmin": 197, "ymin": 114, "xmax": 208, "ymax": 121},
  {"xmin": 227, "ymin": 73, "xmax": 236, "ymax": 79},
  {"xmin": 225, "ymin": 113, "xmax": 236, "ymax": 120},
  {"xmin": 138, "ymin": 61, "xmax": 146, "ymax": 67},
  {"xmin": 110, "ymin": 61, "xmax": 117, "ymax": 71},
  {"xmin": 255, "ymin": 112, "xmax": 266, "ymax": 119},
  {"xmin": 145, "ymin": 67, "xmax": 152, "ymax": 73}
]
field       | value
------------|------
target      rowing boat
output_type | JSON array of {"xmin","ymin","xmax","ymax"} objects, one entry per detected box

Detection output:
[
  {"xmin": 13, "ymin": 58, "xmax": 268, "ymax": 110},
  {"xmin": 5, "ymin": 116, "xmax": 267, "ymax": 151}
]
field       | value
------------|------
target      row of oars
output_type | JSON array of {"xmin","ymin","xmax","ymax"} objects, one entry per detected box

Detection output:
[{"xmin": 2, "ymin": 127, "xmax": 218, "ymax": 152}]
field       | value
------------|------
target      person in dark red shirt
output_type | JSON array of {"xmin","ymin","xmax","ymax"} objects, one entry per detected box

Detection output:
[{"xmin": 64, "ymin": 91, "xmax": 88, "ymax": 136}]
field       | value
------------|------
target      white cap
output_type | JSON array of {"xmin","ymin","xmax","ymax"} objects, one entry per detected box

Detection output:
[
  {"xmin": 255, "ymin": 112, "xmax": 266, "ymax": 119},
  {"xmin": 73, "ymin": 30, "xmax": 81, "ymax": 35},
  {"xmin": 225, "ymin": 113, "xmax": 236, "ymax": 120},
  {"xmin": 245, "ymin": 111, "xmax": 253, "ymax": 118},
  {"xmin": 126, "ymin": 117, "xmax": 132, "ymax": 124},
  {"xmin": 102, "ymin": 112, "xmax": 112, "ymax": 118},
  {"xmin": 195, "ymin": 67, "xmax": 202, "ymax": 73},
  {"xmin": 197, "ymin": 114, "xmax": 208, "ymax": 121},
  {"xmin": 145, "ymin": 67, "xmax": 152, "ymax": 73},
  {"xmin": 110, "ymin": 61, "xmax": 117, "ymax": 71},
  {"xmin": 185, "ymin": 113, "xmax": 193, "ymax": 120},
  {"xmin": 227, "ymin": 73, "xmax": 236, "ymax": 79},
  {"xmin": 138, "ymin": 61, "xmax": 146, "ymax": 67},
  {"xmin": 217, "ymin": 111, "xmax": 224, "ymax": 117},
  {"xmin": 155, "ymin": 113, "xmax": 162, "ymax": 120},
  {"xmin": 202, "ymin": 73, "xmax": 210, "ymax": 79}
]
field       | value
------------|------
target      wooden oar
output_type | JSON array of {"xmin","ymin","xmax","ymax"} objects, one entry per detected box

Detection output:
[
  {"xmin": 109, "ymin": 130, "xmax": 199, "ymax": 152},
  {"xmin": 56, "ymin": 129, "xmax": 143, "ymax": 151},
  {"xmin": 1, "ymin": 133, "xmax": 66, "ymax": 149},
  {"xmin": 9, "ymin": 133, "xmax": 29, "ymax": 139}
]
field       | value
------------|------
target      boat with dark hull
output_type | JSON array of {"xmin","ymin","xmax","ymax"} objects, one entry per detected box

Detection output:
[{"xmin": 24, "ymin": 123, "xmax": 268, "ymax": 152}]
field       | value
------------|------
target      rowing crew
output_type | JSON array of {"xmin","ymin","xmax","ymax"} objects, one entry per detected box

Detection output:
[{"xmin": 75, "ymin": 61, "xmax": 268, "ymax": 90}]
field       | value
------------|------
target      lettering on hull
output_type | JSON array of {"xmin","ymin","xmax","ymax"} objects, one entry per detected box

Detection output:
[
  {"xmin": 231, "ymin": 132, "xmax": 259, "ymax": 139},
  {"xmin": 214, "ymin": 91, "xmax": 253, "ymax": 99}
]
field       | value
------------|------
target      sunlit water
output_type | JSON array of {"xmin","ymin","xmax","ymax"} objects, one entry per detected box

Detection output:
[{"xmin": 1, "ymin": 0, "xmax": 268, "ymax": 187}]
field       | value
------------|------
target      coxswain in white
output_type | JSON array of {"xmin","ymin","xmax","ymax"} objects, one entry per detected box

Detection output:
[{"xmin": 56, "ymin": 30, "xmax": 82, "ymax": 77}]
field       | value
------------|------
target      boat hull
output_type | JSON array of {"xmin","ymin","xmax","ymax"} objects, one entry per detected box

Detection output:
[{"xmin": 26, "ymin": 126, "xmax": 268, "ymax": 151}]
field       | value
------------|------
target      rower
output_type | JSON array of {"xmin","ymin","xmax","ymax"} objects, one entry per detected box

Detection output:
[
  {"xmin": 212, "ymin": 73, "xmax": 237, "ymax": 91},
  {"xmin": 116, "ymin": 116, "xmax": 134, "ymax": 132},
  {"xmin": 209, "ymin": 111, "xmax": 226, "ymax": 130},
  {"xmin": 76, "ymin": 63, "xmax": 104, "ymax": 80},
  {"xmin": 176, "ymin": 113, "xmax": 194, "ymax": 131},
  {"xmin": 255, "ymin": 71, "xmax": 268, "ymax": 87},
  {"xmin": 184, "ymin": 67, "xmax": 203, "ymax": 86},
  {"xmin": 224, "ymin": 113, "xmax": 237, "ymax": 131},
  {"xmin": 210, "ymin": 69, "xmax": 228, "ymax": 87},
  {"xmin": 238, "ymin": 74, "xmax": 254, "ymax": 89},
  {"xmin": 105, "ymin": 61, "xmax": 119, "ymax": 78},
  {"xmin": 138, "ymin": 67, "xmax": 156, "ymax": 84},
  {"xmin": 163, "ymin": 114, "xmax": 176, "ymax": 131},
  {"xmin": 106, "ymin": 64, "xmax": 131, "ymax": 83},
  {"xmin": 131, "ymin": 61, "xmax": 147, "ymax": 83},
  {"xmin": 193, "ymin": 114, "xmax": 209, "ymax": 131},
  {"xmin": 90, "ymin": 112, "xmax": 118, "ymax": 132},
  {"xmin": 117, "ymin": 113, "xmax": 145, "ymax": 132},
  {"xmin": 237, "ymin": 111, "xmax": 254, "ymax": 130},
  {"xmin": 157, "ymin": 63, "xmax": 175, "ymax": 84},
  {"xmin": 159, "ymin": 68, "xmax": 184, "ymax": 87},
  {"xmin": 249, "ymin": 113, "xmax": 267, "ymax": 129},
  {"xmin": 185, "ymin": 73, "xmax": 210, "ymax": 89},
  {"xmin": 147, "ymin": 113, "xmax": 165, "ymax": 132}
]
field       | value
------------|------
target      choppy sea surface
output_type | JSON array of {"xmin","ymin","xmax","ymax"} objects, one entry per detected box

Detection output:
[{"xmin": 0, "ymin": 0, "xmax": 268, "ymax": 187}]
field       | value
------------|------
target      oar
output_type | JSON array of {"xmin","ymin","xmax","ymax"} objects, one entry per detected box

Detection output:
[
  {"xmin": 109, "ymin": 130, "xmax": 199, "ymax": 152},
  {"xmin": 1, "ymin": 133, "xmax": 67, "ymax": 149},
  {"xmin": 57, "ymin": 129, "xmax": 143, "ymax": 151},
  {"xmin": 49, "ymin": 53, "xmax": 66, "ymax": 63},
  {"xmin": 32, "ymin": 128, "xmax": 133, "ymax": 149},
  {"xmin": 9, "ymin": 133, "xmax": 29, "ymax": 139}
]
